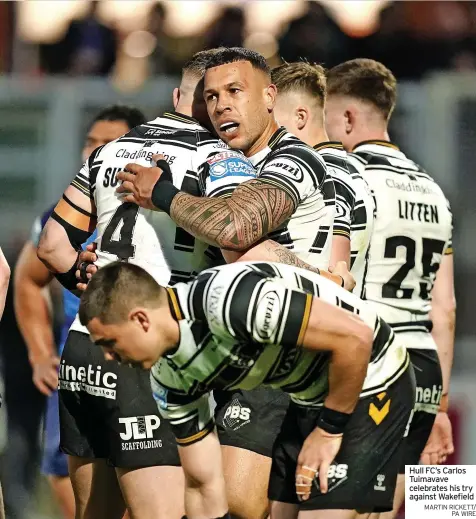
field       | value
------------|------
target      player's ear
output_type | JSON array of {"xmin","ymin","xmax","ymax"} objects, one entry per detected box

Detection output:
[
  {"xmin": 344, "ymin": 109, "xmax": 353, "ymax": 135},
  {"xmin": 265, "ymin": 84, "xmax": 277, "ymax": 112},
  {"xmin": 129, "ymin": 308, "xmax": 150, "ymax": 332},
  {"xmin": 296, "ymin": 106, "xmax": 309, "ymax": 131},
  {"xmin": 173, "ymin": 88, "xmax": 180, "ymax": 110}
]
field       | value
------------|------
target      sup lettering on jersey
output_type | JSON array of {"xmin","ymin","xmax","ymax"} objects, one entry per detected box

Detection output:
[{"xmin": 103, "ymin": 167, "xmax": 121, "ymax": 188}]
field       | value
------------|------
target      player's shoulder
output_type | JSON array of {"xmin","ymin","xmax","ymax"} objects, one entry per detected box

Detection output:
[{"xmin": 271, "ymin": 130, "xmax": 326, "ymax": 166}]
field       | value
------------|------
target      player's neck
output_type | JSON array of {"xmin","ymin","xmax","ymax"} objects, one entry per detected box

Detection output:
[
  {"xmin": 304, "ymin": 127, "xmax": 329, "ymax": 148},
  {"xmin": 244, "ymin": 118, "xmax": 280, "ymax": 157},
  {"xmin": 174, "ymin": 103, "xmax": 192, "ymax": 118}
]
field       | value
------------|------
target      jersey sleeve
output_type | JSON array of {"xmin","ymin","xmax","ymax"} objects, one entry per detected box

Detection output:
[
  {"xmin": 258, "ymin": 146, "xmax": 327, "ymax": 208},
  {"xmin": 199, "ymin": 268, "xmax": 313, "ymax": 349},
  {"xmin": 331, "ymin": 173, "xmax": 356, "ymax": 239},
  {"xmin": 70, "ymin": 145, "xmax": 104, "ymax": 200},
  {"xmin": 150, "ymin": 366, "xmax": 214, "ymax": 446},
  {"xmin": 196, "ymin": 149, "xmax": 257, "ymax": 199},
  {"xmin": 444, "ymin": 198, "xmax": 453, "ymax": 255}
]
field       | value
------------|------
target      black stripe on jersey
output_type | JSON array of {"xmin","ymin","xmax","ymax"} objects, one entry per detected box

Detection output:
[
  {"xmin": 276, "ymin": 146, "xmax": 326, "ymax": 188},
  {"xmin": 322, "ymin": 177, "xmax": 336, "ymax": 206},
  {"xmin": 119, "ymin": 137, "xmax": 197, "ymax": 151},
  {"xmin": 162, "ymin": 111, "xmax": 198, "ymax": 125},
  {"xmin": 189, "ymin": 271, "xmax": 216, "ymax": 321},
  {"xmin": 181, "ymin": 171, "xmax": 201, "ymax": 196},
  {"xmin": 223, "ymin": 270, "xmax": 262, "ymax": 340},
  {"xmin": 248, "ymin": 262, "xmax": 282, "ymax": 278},
  {"xmin": 280, "ymin": 290, "xmax": 313, "ymax": 348},
  {"xmin": 370, "ymin": 318, "xmax": 394, "ymax": 362},
  {"xmin": 391, "ymin": 320, "xmax": 433, "ymax": 333},
  {"xmin": 309, "ymin": 225, "xmax": 331, "ymax": 254},
  {"xmin": 294, "ymin": 273, "xmax": 317, "ymax": 296},
  {"xmin": 267, "ymin": 227, "xmax": 294, "ymax": 248}
]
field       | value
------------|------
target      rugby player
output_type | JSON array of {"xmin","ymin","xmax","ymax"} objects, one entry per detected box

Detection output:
[
  {"xmin": 116, "ymin": 47, "xmax": 337, "ymax": 519},
  {"xmin": 0, "ymin": 247, "xmax": 9, "ymax": 519},
  {"xmin": 325, "ymin": 58, "xmax": 455, "ymax": 518},
  {"xmin": 271, "ymin": 61, "xmax": 374, "ymax": 298},
  {"xmin": 14, "ymin": 105, "xmax": 144, "ymax": 519},
  {"xmin": 78, "ymin": 260, "xmax": 415, "ymax": 519}
]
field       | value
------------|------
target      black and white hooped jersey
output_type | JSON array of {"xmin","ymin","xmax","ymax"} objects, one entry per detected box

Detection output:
[
  {"xmin": 352, "ymin": 141, "xmax": 453, "ymax": 350},
  {"xmin": 69, "ymin": 112, "xmax": 255, "ymax": 334},
  {"xmin": 244, "ymin": 129, "xmax": 335, "ymax": 270},
  {"xmin": 150, "ymin": 261, "xmax": 408, "ymax": 445},
  {"xmin": 315, "ymin": 143, "xmax": 374, "ymax": 298}
]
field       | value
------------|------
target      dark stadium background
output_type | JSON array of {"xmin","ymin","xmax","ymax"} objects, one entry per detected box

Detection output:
[{"xmin": 0, "ymin": 1, "xmax": 473, "ymax": 517}]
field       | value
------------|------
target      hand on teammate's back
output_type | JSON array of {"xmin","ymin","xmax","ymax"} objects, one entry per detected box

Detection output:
[
  {"xmin": 330, "ymin": 261, "xmax": 356, "ymax": 292},
  {"xmin": 116, "ymin": 154, "xmax": 169, "ymax": 211},
  {"xmin": 295, "ymin": 426, "xmax": 343, "ymax": 500},
  {"xmin": 76, "ymin": 243, "xmax": 98, "ymax": 291},
  {"xmin": 31, "ymin": 354, "xmax": 60, "ymax": 396},
  {"xmin": 420, "ymin": 411, "xmax": 454, "ymax": 465}
]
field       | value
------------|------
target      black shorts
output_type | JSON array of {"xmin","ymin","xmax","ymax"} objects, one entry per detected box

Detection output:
[
  {"xmin": 399, "ymin": 348, "xmax": 442, "ymax": 473},
  {"xmin": 59, "ymin": 331, "xmax": 180, "ymax": 468},
  {"xmin": 269, "ymin": 364, "xmax": 416, "ymax": 513},
  {"xmin": 214, "ymin": 387, "xmax": 290, "ymax": 457}
]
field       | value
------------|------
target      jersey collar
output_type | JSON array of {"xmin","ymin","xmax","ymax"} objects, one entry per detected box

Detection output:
[
  {"xmin": 162, "ymin": 111, "xmax": 200, "ymax": 125},
  {"xmin": 353, "ymin": 140, "xmax": 399, "ymax": 151},
  {"xmin": 247, "ymin": 126, "xmax": 288, "ymax": 167},
  {"xmin": 313, "ymin": 141, "xmax": 344, "ymax": 151}
]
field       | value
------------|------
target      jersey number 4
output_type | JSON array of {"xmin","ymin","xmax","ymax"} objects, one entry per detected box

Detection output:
[
  {"xmin": 102, "ymin": 203, "xmax": 139, "ymax": 260},
  {"xmin": 382, "ymin": 236, "xmax": 446, "ymax": 300}
]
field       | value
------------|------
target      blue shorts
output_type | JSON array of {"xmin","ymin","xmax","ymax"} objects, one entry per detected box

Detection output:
[{"xmin": 41, "ymin": 389, "xmax": 69, "ymax": 477}]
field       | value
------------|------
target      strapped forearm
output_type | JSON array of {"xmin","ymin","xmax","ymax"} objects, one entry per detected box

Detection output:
[{"xmin": 169, "ymin": 179, "xmax": 295, "ymax": 251}]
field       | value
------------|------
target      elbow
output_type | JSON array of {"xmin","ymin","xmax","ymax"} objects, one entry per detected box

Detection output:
[
  {"xmin": 217, "ymin": 234, "xmax": 255, "ymax": 252},
  {"xmin": 354, "ymin": 322, "xmax": 373, "ymax": 359}
]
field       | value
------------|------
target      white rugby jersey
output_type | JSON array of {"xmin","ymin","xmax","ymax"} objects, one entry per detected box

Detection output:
[
  {"xmin": 352, "ymin": 141, "xmax": 453, "ymax": 350},
  {"xmin": 70, "ymin": 112, "xmax": 255, "ymax": 334},
  {"xmin": 245, "ymin": 129, "xmax": 335, "ymax": 270},
  {"xmin": 315, "ymin": 143, "xmax": 374, "ymax": 298},
  {"xmin": 150, "ymin": 261, "xmax": 409, "ymax": 445}
]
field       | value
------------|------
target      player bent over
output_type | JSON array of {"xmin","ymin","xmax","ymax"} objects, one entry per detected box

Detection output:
[{"xmin": 78, "ymin": 260, "xmax": 415, "ymax": 519}]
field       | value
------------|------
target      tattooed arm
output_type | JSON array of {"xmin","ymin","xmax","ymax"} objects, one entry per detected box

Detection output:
[{"xmin": 169, "ymin": 179, "xmax": 295, "ymax": 251}]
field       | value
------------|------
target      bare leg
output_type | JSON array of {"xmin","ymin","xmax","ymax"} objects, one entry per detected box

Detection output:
[
  {"xmin": 68, "ymin": 456, "xmax": 126, "ymax": 519},
  {"xmin": 116, "ymin": 465, "xmax": 185, "ymax": 519}
]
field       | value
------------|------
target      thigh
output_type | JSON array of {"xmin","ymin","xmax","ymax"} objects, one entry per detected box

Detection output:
[
  {"xmin": 301, "ymin": 366, "xmax": 416, "ymax": 513},
  {"xmin": 271, "ymin": 366, "xmax": 415, "ymax": 514},
  {"xmin": 68, "ymin": 456, "xmax": 126, "ymax": 519},
  {"xmin": 116, "ymin": 465, "xmax": 184, "ymax": 519},
  {"xmin": 215, "ymin": 387, "xmax": 290, "ymax": 457},
  {"xmin": 222, "ymin": 445, "xmax": 271, "ymax": 519},
  {"xmin": 399, "ymin": 349, "xmax": 442, "ymax": 472},
  {"xmin": 107, "ymin": 364, "xmax": 180, "ymax": 469}
]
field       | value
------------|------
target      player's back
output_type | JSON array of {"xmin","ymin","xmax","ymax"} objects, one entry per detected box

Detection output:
[
  {"xmin": 353, "ymin": 141, "xmax": 452, "ymax": 348},
  {"xmin": 69, "ymin": 113, "xmax": 224, "ymax": 335},
  {"xmin": 80, "ymin": 113, "xmax": 220, "ymax": 286},
  {"xmin": 315, "ymin": 142, "xmax": 375, "ymax": 298}
]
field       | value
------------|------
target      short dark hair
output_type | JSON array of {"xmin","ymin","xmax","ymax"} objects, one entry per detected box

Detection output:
[
  {"xmin": 272, "ymin": 61, "xmax": 326, "ymax": 106},
  {"xmin": 182, "ymin": 48, "xmax": 225, "ymax": 79},
  {"xmin": 89, "ymin": 105, "xmax": 147, "ymax": 131},
  {"xmin": 326, "ymin": 59, "xmax": 397, "ymax": 120},
  {"xmin": 205, "ymin": 47, "xmax": 270, "ymax": 76},
  {"xmin": 79, "ymin": 262, "xmax": 165, "ymax": 326}
]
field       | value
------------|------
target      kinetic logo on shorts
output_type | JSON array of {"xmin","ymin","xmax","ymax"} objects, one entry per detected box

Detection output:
[
  {"xmin": 118, "ymin": 415, "xmax": 163, "ymax": 451},
  {"xmin": 414, "ymin": 384, "xmax": 442, "ymax": 414},
  {"xmin": 58, "ymin": 361, "xmax": 117, "ymax": 399}
]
